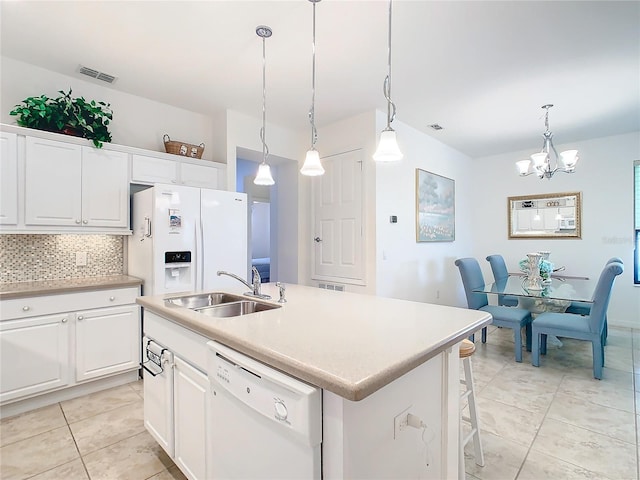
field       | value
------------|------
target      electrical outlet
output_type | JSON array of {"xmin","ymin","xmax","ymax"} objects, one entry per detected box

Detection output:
[
  {"xmin": 393, "ymin": 405, "xmax": 412, "ymax": 440},
  {"xmin": 75, "ymin": 251, "xmax": 88, "ymax": 267}
]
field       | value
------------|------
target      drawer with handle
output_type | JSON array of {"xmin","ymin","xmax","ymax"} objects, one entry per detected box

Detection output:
[{"xmin": 1, "ymin": 287, "xmax": 139, "ymax": 321}]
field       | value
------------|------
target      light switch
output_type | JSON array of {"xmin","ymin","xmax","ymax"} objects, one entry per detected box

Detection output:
[{"xmin": 75, "ymin": 251, "xmax": 88, "ymax": 267}]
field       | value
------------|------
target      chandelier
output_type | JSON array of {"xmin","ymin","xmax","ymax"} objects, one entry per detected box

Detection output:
[
  {"xmin": 373, "ymin": 0, "xmax": 403, "ymax": 162},
  {"xmin": 254, "ymin": 25, "xmax": 275, "ymax": 186},
  {"xmin": 300, "ymin": 0, "xmax": 325, "ymax": 176},
  {"xmin": 516, "ymin": 104, "xmax": 578, "ymax": 179}
]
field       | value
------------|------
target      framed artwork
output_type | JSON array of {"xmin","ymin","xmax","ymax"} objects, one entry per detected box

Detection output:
[{"xmin": 416, "ymin": 169, "xmax": 455, "ymax": 242}]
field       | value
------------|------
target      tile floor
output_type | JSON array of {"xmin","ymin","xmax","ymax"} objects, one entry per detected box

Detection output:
[
  {"xmin": 462, "ymin": 325, "xmax": 639, "ymax": 480},
  {"xmin": 0, "ymin": 326, "xmax": 637, "ymax": 479}
]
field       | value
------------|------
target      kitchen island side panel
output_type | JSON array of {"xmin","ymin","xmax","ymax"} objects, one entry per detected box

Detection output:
[{"xmin": 322, "ymin": 347, "xmax": 459, "ymax": 479}]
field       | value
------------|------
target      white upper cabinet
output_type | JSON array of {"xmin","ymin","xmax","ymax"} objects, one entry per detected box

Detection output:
[
  {"xmin": 82, "ymin": 148, "xmax": 129, "ymax": 228},
  {"xmin": 24, "ymin": 136, "xmax": 128, "ymax": 230},
  {"xmin": 131, "ymin": 153, "xmax": 220, "ymax": 189},
  {"xmin": 25, "ymin": 137, "xmax": 83, "ymax": 226},
  {"xmin": 0, "ymin": 132, "xmax": 18, "ymax": 225}
]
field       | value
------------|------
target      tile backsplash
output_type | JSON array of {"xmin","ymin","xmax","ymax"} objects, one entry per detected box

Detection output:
[{"xmin": 0, "ymin": 234, "xmax": 124, "ymax": 284}]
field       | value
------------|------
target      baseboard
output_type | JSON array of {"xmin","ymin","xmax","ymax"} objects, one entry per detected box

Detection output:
[{"xmin": 0, "ymin": 370, "xmax": 140, "ymax": 419}]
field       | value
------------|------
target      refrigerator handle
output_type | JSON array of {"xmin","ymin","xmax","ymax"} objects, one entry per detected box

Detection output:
[{"xmin": 195, "ymin": 214, "xmax": 204, "ymax": 290}]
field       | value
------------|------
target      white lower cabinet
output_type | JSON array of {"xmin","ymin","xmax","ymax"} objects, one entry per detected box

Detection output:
[
  {"xmin": 75, "ymin": 305, "xmax": 140, "ymax": 382},
  {"xmin": 0, "ymin": 287, "xmax": 141, "ymax": 406},
  {"xmin": 173, "ymin": 356, "xmax": 208, "ymax": 480},
  {"xmin": 0, "ymin": 313, "xmax": 70, "ymax": 403},
  {"xmin": 143, "ymin": 312, "xmax": 209, "ymax": 480},
  {"xmin": 143, "ymin": 347, "xmax": 208, "ymax": 480}
]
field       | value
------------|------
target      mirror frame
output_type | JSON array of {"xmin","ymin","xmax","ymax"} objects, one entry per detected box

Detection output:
[{"xmin": 507, "ymin": 191, "xmax": 582, "ymax": 239}]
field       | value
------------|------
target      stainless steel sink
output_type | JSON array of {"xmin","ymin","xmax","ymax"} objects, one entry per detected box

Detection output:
[
  {"xmin": 165, "ymin": 292, "xmax": 244, "ymax": 309},
  {"xmin": 196, "ymin": 300, "xmax": 280, "ymax": 318}
]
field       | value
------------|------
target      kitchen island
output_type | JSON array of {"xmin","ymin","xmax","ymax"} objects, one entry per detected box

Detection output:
[{"xmin": 138, "ymin": 283, "xmax": 492, "ymax": 479}]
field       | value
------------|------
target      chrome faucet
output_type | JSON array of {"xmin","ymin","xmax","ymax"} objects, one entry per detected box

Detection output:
[{"xmin": 217, "ymin": 267, "xmax": 271, "ymax": 300}]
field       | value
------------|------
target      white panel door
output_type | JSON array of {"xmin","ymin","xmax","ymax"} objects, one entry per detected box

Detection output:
[
  {"xmin": 173, "ymin": 356, "xmax": 208, "ymax": 480},
  {"xmin": 180, "ymin": 162, "xmax": 219, "ymax": 189},
  {"xmin": 312, "ymin": 150, "xmax": 364, "ymax": 283},
  {"xmin": 0, "ymin": 132, "xmax": 18, "ymax": 225},
  {"xmin": 75, "ymin": 305, "xmax": 140, "ymax": 382},
  {"xmin": 24, "ymin": 137, "xmax": 82, "ymax": 226},
  {"xmin": 82, "ymin": 148, "xmax": 129, "ymax": 228},
  {"xmin": 0, "ymin": 313, "xmax": 70, "ymax": 403},
  {"xmin": 201, "ymin": 190, "xmax": 249, "ymax": 290}
]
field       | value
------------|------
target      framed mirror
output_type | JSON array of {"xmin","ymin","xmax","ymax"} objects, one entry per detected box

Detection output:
[{"xmin": 508, "ymin": 192, "xmax": 582, "ymax": 239}]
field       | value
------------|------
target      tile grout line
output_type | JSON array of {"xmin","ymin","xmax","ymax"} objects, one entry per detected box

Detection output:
[{"xmin": 59, "ymin": 401, "xmax": 93, "ymax": 480}]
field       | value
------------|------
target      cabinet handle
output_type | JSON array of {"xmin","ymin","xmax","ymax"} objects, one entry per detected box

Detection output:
[
  {"xmin": 77, "ymin": 315, "xmax": 84, "ymax": 321},
  {"xmin": 109, "ymin": 296, "xmax": 115, "ymax": 301},
  {"xmin": 82, "ymin": 220, "xmax": 88, "ymax": 224},
  {"xmin": 22, "ymin": 306, "xmax": 30, "ymax": 312},
  {"xmin": 62, "ymin": 318, "xmax": 68, "ymax": 323},
  {"xmin": 171, "ymin": 179, "xmax": 177, "ymax": 184},
  {"xmin": 75, "ymin": 219, "xmax": 81, "ymax": 224}
]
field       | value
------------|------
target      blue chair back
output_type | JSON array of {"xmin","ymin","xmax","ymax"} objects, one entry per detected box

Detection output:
[
  {"xmin": 455, "ymin": 258, "xmax": 489, "ymax": 310},
  {"xmin": 588, "ymin": 261, "xmax": 623, "ymax": 333},
  {"xmin": 486, "ymin": 255, "xmax": 509, "ymax": 281}
]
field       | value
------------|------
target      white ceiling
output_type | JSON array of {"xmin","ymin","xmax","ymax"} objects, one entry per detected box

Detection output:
[{"xmin": 1, "ymin": 1, "xmax": 638, "ymax": 158}]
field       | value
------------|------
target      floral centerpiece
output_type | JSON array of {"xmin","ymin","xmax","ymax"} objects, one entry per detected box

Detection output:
[{"xmin": 519, "ymin": 256, "xmax": 554, "ymax": 282}]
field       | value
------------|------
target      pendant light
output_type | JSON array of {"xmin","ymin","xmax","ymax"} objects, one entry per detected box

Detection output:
[
  {"xmin": 300, "ymin": 0, "xmax": 325, "ymax": 176},
  {"xmin": 373, "ymin": 0, "xmax": 403, "ymax": 162},
  {"xmin": 254, "ymin": 25, "xmax": 275, "ymax": 186}
]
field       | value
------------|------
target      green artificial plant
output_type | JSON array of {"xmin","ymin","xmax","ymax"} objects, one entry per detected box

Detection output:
[{"xmin": 9, "ymin": 89, "xmax": 113, "ymax": 148}]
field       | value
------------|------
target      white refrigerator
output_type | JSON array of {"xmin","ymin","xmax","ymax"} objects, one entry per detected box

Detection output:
[{"xmin": 128, "ymin": 184, "xmax": 249, "ymax": 296}]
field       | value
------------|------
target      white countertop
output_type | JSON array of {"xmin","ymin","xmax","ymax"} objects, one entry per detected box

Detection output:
[
  {"xmin": 0, "ymin": 275, "xmax": 143, "ymax": 300},
  {"xmin": 137, "ymin": 283, "xmax": 492, "ymax": 401}
]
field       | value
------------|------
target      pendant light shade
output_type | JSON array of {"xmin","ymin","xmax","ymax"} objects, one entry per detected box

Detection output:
[
  {"xmin": 373, "ymin": 129, "xmax": 403, "ymax": 162},
  {"xmin": 301, "ymin": 0, "xmax": 324, "ymax": 177},
  {"xmin": 300, "ymin": 149, "xmax": 324, "ymax": 176},
  {"xmin": 254, "ymin": 163, "xmax": 275, "ymax": 186},
  {"xmin": 374, "ymin": 0, "xmax": 402, "ymax": 162},
  {"xmin": 254, "ymin": 25, "xmax": 275, "ymax": 186}
]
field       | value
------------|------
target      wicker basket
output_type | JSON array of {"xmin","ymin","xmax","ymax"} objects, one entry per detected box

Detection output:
[{"xmin": 163, "ymin": 134, "xmax": 205, "ymax": 159}]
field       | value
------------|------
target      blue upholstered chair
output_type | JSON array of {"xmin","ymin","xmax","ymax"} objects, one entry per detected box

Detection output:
[
  {"xmin": 485, "ymin": 254, "xmax": 519, "ymax": 307},
  {"xmin": 531, "ymin": 261, "xmax": 623, "ymax": 379},
  {"xmin": 455, "ymin": 258, "xmax": 533, "ymax": 362},
  {"xmin": 564, "ymin": 257, "xmax": 623, "ymax": 345}
]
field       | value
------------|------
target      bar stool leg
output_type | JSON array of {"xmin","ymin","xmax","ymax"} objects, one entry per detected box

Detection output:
[{"xmin": 459, "ymin": 340, "xmax": 484, "ymax": 479}]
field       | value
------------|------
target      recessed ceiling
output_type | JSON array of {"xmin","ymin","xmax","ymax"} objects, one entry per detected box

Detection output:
[{"xmin": 1, "ymin": 1, "xmax": 638, "ymax": 158}]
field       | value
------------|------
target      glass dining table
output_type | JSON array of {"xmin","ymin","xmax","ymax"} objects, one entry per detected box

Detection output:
[{"xmin": 472, "ymin": 274, "xmax": 596, "ymax": 317}]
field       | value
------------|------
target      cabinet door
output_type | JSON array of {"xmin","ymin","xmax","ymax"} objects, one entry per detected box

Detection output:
[
  {"xmin": 75, "ymin": 305, "xmax": 140, "ymax": 382},
  {"xmin": 180, "ymin": 162, "xmax": 218, "ymax": 189},
  {"xmin": 82, "ymin": 148, "xmax": 129, "ymax": 227},
  {"xmin": 0, "ymin": 132, "xmax": 18, "ymax": 225},
  {"xmin": 25, "ymin": 137, "xmax": 82, "ymax": 226},
  {"xmin": 174, "ymin": 356, "xmax": 208, "ymax": 480},
  {"xmin": 131, "ymin": 154, "xmax": 179, "ymax": 185},
  {"xmin": 0, "ymin": 313, "xmax": 70, "ymax": 403},
  {"xmin": 143, "ymin": 338, "xmax": 175, "ymax": 457}
]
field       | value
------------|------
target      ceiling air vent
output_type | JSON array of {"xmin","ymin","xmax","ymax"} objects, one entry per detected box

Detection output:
[
  {"xmin": 78, "ymin": 65, "xmax": 117, "ymax": 84},
  {"xmin": 429, "ymin": 124, "xmax": 443, "ymax": 131}
]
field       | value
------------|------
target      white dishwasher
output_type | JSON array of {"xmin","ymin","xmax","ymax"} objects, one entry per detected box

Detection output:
[{"xmin": 206, "ymin": 341, "xmax": 322, "ymax": 479}]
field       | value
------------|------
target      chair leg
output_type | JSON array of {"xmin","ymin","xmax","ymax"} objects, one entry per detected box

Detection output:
[
  {"xmin": 469, "ymin": 333, "xmax": 475, "ymax": 343},
  {"xmin": 462, "ymin": 357, "xmax": 484, "ymax": 467},
  {"xmin": 514, "ymin": 327, "xmax": 523, "ymax": 363},
  {"xmin": 481, "ymin": 326, "xmax": 487, "ymax": 344},
  {"xmin": 525, "ymin": 323, "xmax": 532, "ymax": 352},
  {"xmin": 592, "ymin": 340, "xmax": 603, "ymax": 380},
  {"xmin": 532, "ymin": 331, "xmax": 540, "ymax": 367},
  {"xmin": 540, "ymin": 334, "xmax": 548, "ymax": 355},
  {"xmin": 603, "ymin": 317, "xmax": 608, "ymax": 346}
]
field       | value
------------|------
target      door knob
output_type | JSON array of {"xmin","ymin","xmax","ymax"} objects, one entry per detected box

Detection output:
[{"xmin": 314, "ymin": 237, "xmax": 322, "ymax": 243}]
